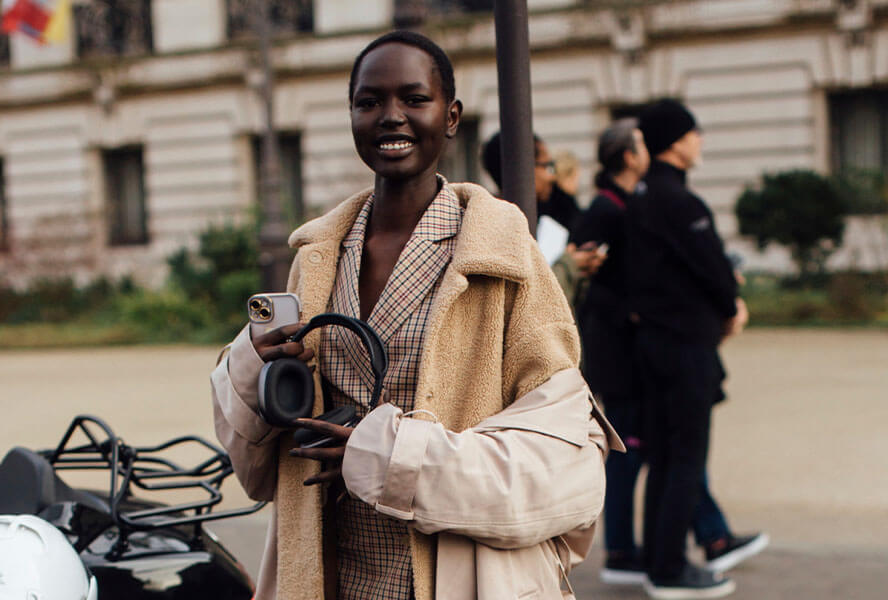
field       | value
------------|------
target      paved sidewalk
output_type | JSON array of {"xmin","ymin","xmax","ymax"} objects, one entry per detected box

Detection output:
[{"xmin": 2, "ymin": 328, "xmax": 886, "ymax": 598}]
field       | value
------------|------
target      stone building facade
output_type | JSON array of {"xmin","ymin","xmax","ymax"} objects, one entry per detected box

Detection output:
[{"xmin": 0, "ymin": 0, "xmax": 886, "ymax": 287}]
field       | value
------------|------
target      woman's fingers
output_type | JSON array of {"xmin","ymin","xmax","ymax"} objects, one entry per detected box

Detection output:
[
  {"xmin": 254, "ymin": 322, "xmax": 316, "ymax": 362},
  {"xmin": 303, "ymin": 467, "xmax": 342, "ymax": 486},
  {"xmin": 294, "ymin": 418, "xmax": 354, "ymax": 440},
  {"xmin": 289, "ymin": 445, "xmax": 345, "ymax": 461}
]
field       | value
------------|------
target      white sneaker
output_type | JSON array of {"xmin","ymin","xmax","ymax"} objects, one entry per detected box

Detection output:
[
  {"xmin": 644, "ymin": 564, "xmax": 736, "ymax": 599},
  {"xmin": 704, "ymin": 532, "xmax": 770, "ymax": 573}
]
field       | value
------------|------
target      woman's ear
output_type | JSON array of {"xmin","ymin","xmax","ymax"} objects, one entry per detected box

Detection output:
[{"xmin": 445, "ymin": 99, "xmax": 463, "ymax": 139}]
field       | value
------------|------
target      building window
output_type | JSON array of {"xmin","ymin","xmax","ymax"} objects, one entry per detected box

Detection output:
[
  {"xmin": 0, "ymin": 158, "xmax": 8, "ymax": 252},
  {"xmin": 394, "ymin": 0, "xmax": 493, "ymax": 27},
  {"xmin": 104, "ymin": 146, "xmax": 148, "ymax": 246},
  {"xmin": 829, "ymin": 89, "xmax": 888, "ymax": 173},
  {"xmin": 252, "ymin": 133, "xmax": 304, "ymax": 226},
  {"xmin": 227, "ymin": 0, "xmax": 313, "ymax": 40},
  {"xmin": 0, "ymin": 33, "xmax": 9, "ymax": 68},
  {"xmin": 439, "ymin": 117, "xmax": 480, "ymax": 184},
  {"xmin": 74, "ymin": 0, "xmax": 153, "ymax": 59}
]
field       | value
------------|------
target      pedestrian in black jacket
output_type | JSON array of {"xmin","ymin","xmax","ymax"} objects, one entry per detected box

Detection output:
[{"xmin": 630, "ymin": 99, "xmax": 746, "ymax": 599}]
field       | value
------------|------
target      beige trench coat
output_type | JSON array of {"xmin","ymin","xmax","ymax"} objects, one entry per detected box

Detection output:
[{"xmin": 211, "ymin": 182, "xmax": 622, "ymax": 600}]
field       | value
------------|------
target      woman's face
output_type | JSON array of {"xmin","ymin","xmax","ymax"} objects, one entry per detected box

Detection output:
[{"xmin": 350, "ymin": 43, "xmax": 461, "ymax": 182}]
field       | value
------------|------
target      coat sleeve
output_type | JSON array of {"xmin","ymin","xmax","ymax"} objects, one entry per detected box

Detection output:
[
  {"xmin": 211, "ymin": 324, "xmax": 282, "ymax": 501},
  {"xmin": 341, "ymin": 368, "xmax": 621, "ymax": 549}
]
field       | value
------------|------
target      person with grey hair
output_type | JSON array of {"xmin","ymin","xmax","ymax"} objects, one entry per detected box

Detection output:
[{"xmin": 569, "ymin": 118, "xmax": 650, "ymax": 584}]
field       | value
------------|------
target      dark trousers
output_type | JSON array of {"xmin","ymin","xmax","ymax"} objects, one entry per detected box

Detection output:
[
  {"xmin": 602, "ymin": 406, "xmax": 730, "ymax": 556},
  {"xmin": 693, "ymin": 471, "xmax": 731, "ymax": 546},
  {"xmin": 637, "ymin": 328, "xmax": 721, "ymax": 579},
  {"xmin": 602, "ymin": 392, "xmax": 645, "ymax": 555}
]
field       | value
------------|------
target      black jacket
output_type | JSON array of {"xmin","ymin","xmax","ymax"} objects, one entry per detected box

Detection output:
[
  {"xmin": 540, "ymin": 184, "xmax": 580, "ymax": 231},
  {"xmin": 627, "ymin": 160, "xmax": 737, "ymax": 345},
  {"xmin": 570, "ymin": 175, "xmax": 635, "ymax": 398}
]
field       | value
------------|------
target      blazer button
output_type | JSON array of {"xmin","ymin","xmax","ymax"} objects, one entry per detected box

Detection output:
[{"xmin": 308, "ymin": 251, "xmax": 323, "ymax": 265}]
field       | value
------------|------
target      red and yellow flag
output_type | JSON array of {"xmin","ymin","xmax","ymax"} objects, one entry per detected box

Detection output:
[{"xmin": 1, "ymin": 0, "xmax": 70, "ymax": 44}]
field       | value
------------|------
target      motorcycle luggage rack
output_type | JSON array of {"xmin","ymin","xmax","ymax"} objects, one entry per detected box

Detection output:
[{"xmin": 42, "ymin": 415, "xmax": 266, "ymax": 533}]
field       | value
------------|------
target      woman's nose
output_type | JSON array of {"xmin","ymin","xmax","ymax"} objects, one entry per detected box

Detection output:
[{"xmin": 380, "ymin": 100, "xmax": 406, "ymax": 126}]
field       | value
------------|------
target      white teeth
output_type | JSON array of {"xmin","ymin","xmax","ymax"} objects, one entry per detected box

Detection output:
[{"xmin": 379, "ymin": 141, "xmax": 414, "ymax": 151}]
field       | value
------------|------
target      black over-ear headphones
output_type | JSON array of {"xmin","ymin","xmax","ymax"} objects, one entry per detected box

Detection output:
[{"xmin": 257, "ymin": 313, "xmax": 388, "ymax": 447}]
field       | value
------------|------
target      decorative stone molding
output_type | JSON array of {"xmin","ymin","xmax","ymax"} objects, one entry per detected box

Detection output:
[
  {"xmin": 836, "ymin": 0, "xmax": 873, "ymax": 46},
  {"xmin": 607, "ymin": 8, "xmax": 646, "ymax": 64}
]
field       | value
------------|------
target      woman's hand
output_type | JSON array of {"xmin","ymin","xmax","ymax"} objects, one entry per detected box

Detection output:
[
  {"xmin": 569, "ymin": 242, "xmax": 607, "ymax": 277},
  {"xmin": 289, "ymin": 419, "xmax": 354, "ymax": 487},
  {"xmin": 252, "ymin": 323, "xmax": 315, "ymax": 363}
]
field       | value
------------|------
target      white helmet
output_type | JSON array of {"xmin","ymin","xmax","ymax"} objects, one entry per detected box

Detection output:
[{"xmin": 0, "ymin": 515, "xmax": 98, "ymax": 600}]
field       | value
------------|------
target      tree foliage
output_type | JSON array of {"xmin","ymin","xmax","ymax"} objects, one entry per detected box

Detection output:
[{"xmin": 736, "ymin": 170, "xmax": 847, "ymax": 278}]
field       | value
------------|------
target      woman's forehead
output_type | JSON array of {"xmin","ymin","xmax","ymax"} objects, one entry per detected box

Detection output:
[{"xmin": 354, "ymin": 43, "xmax": 438, "ymax": 89}]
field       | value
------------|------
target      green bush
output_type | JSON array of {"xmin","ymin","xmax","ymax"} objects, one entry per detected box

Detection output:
[
  {"xmin": 0, "ymin": 276, "xmax": 128, "ymax": 324},
  {"xmin": 114, "ymin": 290, "xmax": 215, "ymax": 342},
  {"xmin": 742, "ymin": 271, "xmax": 888, "ymax": 326},
  {"xmin": 736, "ymin": 170, "xmax": 847, "ymax": 278},
  {"xmin": 1, "ymin": 221, "xmax": 262, "ymax": 346},
  {"xmin": 166, "ymin": 222, "xmax": 261, "ymax": 339}
]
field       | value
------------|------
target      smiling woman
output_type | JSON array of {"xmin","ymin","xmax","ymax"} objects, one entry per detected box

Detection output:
[{"xmin": 211, "ymin": 30, "xmax": 619, "ymax": 600}]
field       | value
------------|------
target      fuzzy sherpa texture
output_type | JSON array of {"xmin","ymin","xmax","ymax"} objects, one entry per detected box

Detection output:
[{"xmin": 268, "ymin": 182, "xmax": 581, "ymax": 600}]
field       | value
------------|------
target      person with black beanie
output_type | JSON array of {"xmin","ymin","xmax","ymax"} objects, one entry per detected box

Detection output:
[{"xmin": 628, "ymin": 98, "xmax": 753, "ymax": 599}]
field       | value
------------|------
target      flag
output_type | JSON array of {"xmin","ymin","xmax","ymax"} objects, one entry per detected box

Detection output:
[
  {"xmin": 43, "ymin": 0, "xmax": 70, "ymax": 42},
  {"xmin": 1, "ymin": 0, "xmax": 70, "ymax": 44}
]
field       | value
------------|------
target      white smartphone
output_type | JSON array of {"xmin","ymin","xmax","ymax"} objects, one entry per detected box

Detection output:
[
  {"xmin": 247, "ymin": 293, "xmax": 302, "ymax": 338},
  {"xmin": 596, "ymin": 243, "xmax": 610, "ymax": 258}
]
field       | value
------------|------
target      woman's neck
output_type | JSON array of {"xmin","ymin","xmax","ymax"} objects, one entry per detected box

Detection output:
[
  {"xmin": 611, "ymin": 170, "xmax": 640, "ymax": 195},
  {"xmin": 370, "ymin": 170, "xmax": 440, "ymax": 234}
]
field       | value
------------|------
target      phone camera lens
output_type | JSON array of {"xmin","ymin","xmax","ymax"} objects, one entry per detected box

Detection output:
[
  {"xmin": 259, "ymin": 308, "xmax": 271, "ymax": 319},
  {"xmin": 249, "ymin": 299, "xmax": 262, "ymax": 310}
]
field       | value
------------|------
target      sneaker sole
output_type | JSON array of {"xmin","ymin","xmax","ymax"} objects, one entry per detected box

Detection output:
[
  {"xmin": 705, "ymin": 533, "xmax": 770, "ymax": 573},
  {"xmin": 600, "ymin": 567, "xmax": 647, "ymax": 586},
  {"xmin": 643, "ymin": 578, "xmax": 736, "ymax": 600}
]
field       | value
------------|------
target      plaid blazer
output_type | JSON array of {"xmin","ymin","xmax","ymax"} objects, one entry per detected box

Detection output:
[{"xmin": 319, "ymin": 180, "xmax": 463, "ymax": 600}]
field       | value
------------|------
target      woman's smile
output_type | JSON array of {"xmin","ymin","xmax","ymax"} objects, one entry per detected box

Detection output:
[{"xmin": 375, "ymin": 135, "xmax": 416, "ymax": 156}]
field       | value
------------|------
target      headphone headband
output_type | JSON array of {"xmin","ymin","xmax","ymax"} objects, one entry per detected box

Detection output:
[{"xmin": 290, "ymin": 313, "xmax": 388, "ymax": 409}]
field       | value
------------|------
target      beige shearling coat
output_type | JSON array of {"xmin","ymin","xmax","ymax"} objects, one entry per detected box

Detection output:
[{"xmin": 211, "ymin": 182, "xmax": 621, "ymax": 600}]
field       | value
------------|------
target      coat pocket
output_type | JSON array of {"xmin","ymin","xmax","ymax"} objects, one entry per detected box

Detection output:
[{"xmin": 475, "ymin": 541, "xmax": 563, "ymax": 600}]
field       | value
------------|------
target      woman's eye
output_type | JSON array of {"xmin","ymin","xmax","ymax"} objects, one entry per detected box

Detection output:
[{"xmin": 355, "ymin": 98, "xmax": 379, "ymax": 109}]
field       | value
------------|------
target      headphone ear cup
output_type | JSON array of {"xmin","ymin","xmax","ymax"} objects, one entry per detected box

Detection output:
[{"xmin": 257, "ymin": 358, "xmax": 316, "ymax": 427}]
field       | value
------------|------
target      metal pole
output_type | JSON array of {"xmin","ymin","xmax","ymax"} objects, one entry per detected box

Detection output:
[
  {"xmin": 494, "ymin": 0, "xmax": 537, "ymax": 237},
  {"xmin": 254, "ymin": 0, "xmax": 290, "ymax": 291}
]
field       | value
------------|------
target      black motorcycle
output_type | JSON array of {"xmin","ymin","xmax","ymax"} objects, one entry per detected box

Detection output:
[{"xmin": 0, "ymin": 415, "xmax": 265, "ymax": 599}]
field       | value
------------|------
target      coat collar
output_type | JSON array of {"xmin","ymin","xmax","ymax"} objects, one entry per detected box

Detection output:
[{"xmin": 289, "ymin": 181, "xmax": 531, "ymax": 283}]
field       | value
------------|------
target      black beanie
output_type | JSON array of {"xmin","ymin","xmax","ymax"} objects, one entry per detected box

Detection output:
[{"xmin": 639, "ymin": 98, "xmax": 697, "ymax": 157}]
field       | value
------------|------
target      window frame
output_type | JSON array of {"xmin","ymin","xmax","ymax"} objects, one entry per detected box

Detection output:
[
  {"xmin": 251, "ymin": 131, "xmax": 305, "ymax": 228},
  {"xmin": 103, "ymin": 145, "xmax": 149, "ymax": 247},
  {"xmin": 0, "ymin": 157, "xmax": 8, "ymax": 253}
]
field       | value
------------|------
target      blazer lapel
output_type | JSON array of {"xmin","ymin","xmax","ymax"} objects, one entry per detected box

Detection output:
[
  {"xmin": 365, "ymin": 183, "xmax": 462, "ymax": 344},
  {"xmin": 330, "ymin": 200, "xmax": 378, "ymax": 403}
]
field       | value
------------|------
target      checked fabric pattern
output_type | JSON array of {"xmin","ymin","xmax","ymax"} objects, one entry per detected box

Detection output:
[{"xmin": 318, "ymin": 177, "xmax": 463, "ymax": 600}]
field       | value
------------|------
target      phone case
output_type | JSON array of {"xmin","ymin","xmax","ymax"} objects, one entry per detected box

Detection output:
[{"xmin": 248, "ymin": 293, "xmax": 302, "ymax": 337}]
